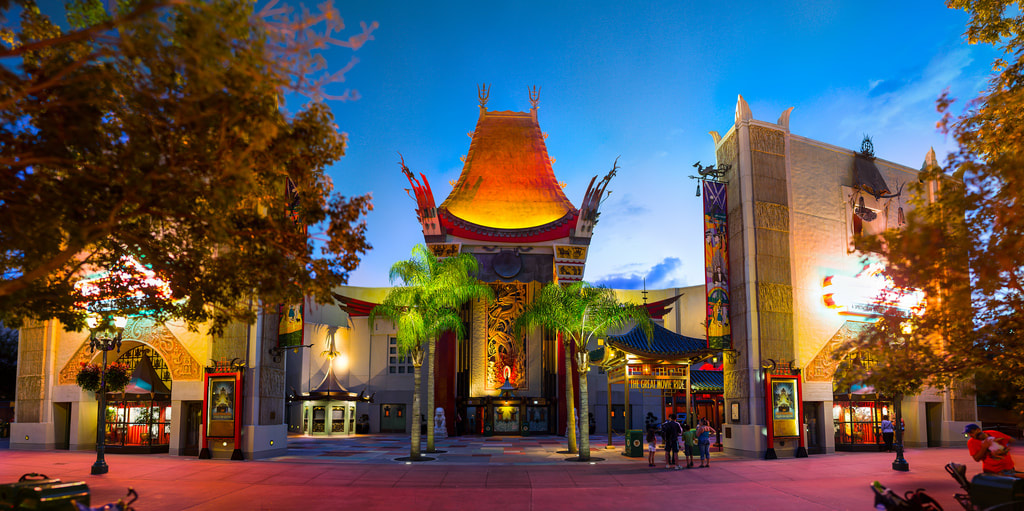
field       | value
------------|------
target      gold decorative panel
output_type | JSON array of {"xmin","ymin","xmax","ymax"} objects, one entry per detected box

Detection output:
[
  {"xmin": 716, "ymin": 132, "xmax": 738, "ymax": 167},
  {"xmin": 756, "ymin": 282, "xmax": 793, "ymax": 314},
  {"xmin": 428, "ymin": 243, "xmax": 461, "ymax": 258},
  {"xmin": 804, "ymin": 321, "xmax": 869, "ymax": 382},
  {"xmin": 58, "ymin": 318, "xmax": 202, "ymax": 384},
  {"xmin": 554, "ymin": 245, "xmax": 587, "ymax": 262},
  {"xmin": 486, "ymin": 282, "xmax": 536, "ymax": 390},
  {"xmin": 755, "ymin": 202, "xmax": 790, "ymax": 232},
  {"xmin": 750, "ymin": 126, "xmax": 785, "ymax": 156}
]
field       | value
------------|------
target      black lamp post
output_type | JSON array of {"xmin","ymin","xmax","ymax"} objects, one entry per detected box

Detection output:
[
  {"xmin": 892, "ymin": 393, "xmax": 909, "ymax": 471},
  {"xmin": 87, "ymin": 314, "xmax": 127, "ymax": 475}
]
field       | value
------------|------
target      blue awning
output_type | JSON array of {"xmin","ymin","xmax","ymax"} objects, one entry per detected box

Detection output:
[{"xmin": 690, "ymin": 369, "xmax": 723, "ymax": 393}]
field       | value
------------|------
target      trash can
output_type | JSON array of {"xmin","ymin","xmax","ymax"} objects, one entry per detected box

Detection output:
[
  {"xmin": 0, "ymin": 473, "xmax": 90, "ymax": 510},
  {"xmin": 624, "ymin": 429, "xmax": 645, "ymax": 457},
  {"xmin": 969, "ymin": 474, "xmax": 1024, "ymax": 511}
]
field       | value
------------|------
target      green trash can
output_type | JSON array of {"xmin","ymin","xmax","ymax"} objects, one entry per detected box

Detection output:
[
  {"xmin": 0, "ymin": 473, "xmax": 90, "ymax": 510},
  {"xmin": 624, "ymin": 429, "xmax": 645, "ymax": 457}
]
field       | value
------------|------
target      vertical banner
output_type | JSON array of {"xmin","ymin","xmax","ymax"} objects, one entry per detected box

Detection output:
[
  {"xmin": 278, "ymin": 303, "xmax": 303, "ymax": 347},
  {"xmin": 703, "ymin": 180, "xmax": 731, "ymax": 349}
]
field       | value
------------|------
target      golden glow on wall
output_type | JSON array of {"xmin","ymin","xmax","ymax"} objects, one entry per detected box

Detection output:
[{"xmin": 822, "ymin": 262, "xmax": 924, "ymax": 317}]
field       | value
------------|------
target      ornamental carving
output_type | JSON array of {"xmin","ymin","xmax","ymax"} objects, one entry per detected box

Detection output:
[
  {"xmin": 716, "ymin": 133, "xmax": 738, "ymax": 167},
  {"xmin": 750, "ymin": 126, "xmax": 785, "ymax": 156},
  {"xmin": 555, "ymin": 245, "xmax": 587, "ymax": 262},
  {"xmin": 557, "ymin": 264, "xmax": 583, "ymax": 276},
  {"xmin": 754, "ymin": 202, "xmax": 790, "ymax": 232},
  {"xmin": 486, "ymin": 282, "xmax": 534, "ymax": 391},
  {"xmin": 757, "ymin": 282, "xmax": 793, "ymax": 314},
  {"xmin": 804, "ymin": 321, "xmax": 869, "ymax": 382},
  {"xmin": 428, "ymin": 243, "xmax": 461, "ymax": 258},
  {"xmin": 58, "ymin": 318, "xmax": 202, "ymax": 385}
]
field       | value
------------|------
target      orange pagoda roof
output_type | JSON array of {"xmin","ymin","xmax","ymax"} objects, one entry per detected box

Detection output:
[{"xmin": 440, "ymin": 110, "xmax": 576, "ymax": 231}]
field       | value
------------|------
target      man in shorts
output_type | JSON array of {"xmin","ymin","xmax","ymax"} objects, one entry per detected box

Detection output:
[{"xmin": 661, "ymin": 415, "xmax": 682, "ymax": 470}]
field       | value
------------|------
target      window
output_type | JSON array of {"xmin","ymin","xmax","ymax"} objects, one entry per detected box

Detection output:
[{"xmin": 388, "ymin": 337, "xmax": 413, "ymax": 374}]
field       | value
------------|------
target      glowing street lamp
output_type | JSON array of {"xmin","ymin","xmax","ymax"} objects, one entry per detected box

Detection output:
[{"xmin": 87, "ymin": 314, "xmax": 127, "ymax": 475}]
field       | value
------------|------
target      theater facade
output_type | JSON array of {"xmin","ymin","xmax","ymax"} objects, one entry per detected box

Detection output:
[{"xmin": 11, "ymin": 92, "xmax": 974, "ymax": 459}]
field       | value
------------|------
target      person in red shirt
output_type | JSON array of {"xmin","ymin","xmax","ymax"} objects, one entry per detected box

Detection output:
[{"xmin": 964, "ymin": 423, "xmax": 1023, "ymax": 477}]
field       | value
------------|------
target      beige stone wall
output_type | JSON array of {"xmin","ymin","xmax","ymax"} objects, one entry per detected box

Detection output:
[{"xmin": 788, "ymin": 135, "xmax": 922, "ymax": 374}]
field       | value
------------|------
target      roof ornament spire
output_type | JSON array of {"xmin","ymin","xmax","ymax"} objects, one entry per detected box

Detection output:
[
  {"xmin": 478, "ymin": 83, "xmax": 490, "ymax": 113},
  {"xmin": 529, "ymin": 85, "xmax": 540, "ymax": 120}
]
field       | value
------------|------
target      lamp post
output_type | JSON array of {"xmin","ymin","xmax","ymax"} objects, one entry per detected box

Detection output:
[
  {"xmin": 87, "ymin": 314, "xmax": 127, "ymax": 475},
  {"xmin": 892, "ymin": 392, "xmax": 909, "ymax": 471}
]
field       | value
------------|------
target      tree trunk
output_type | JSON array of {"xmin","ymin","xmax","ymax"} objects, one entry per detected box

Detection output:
[
  {"xmin": 426, "ymin": 336, "xmax": 436, "ymax": 452},
  {"xmin": 563, "ymin": 335, "xmax": 578, "ymax": 454},
  {"xmin": 577, "ymin": 352, "xmax": 591, "ymax": 461},
  {"xmin": 411, "ymin": 362, "xmax": 422, "ymax": 460}
]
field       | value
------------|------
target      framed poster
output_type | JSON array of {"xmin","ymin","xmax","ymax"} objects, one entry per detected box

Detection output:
[
  {"xmin": 769, "ymin": 375, "xmax": 800, "ymax": 438},
  {"xmin": 206, "ymin": 375, "xmax": 237, "ymax": 438}
]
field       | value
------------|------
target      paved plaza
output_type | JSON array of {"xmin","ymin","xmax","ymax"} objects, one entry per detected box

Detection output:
[{"xmin": 0, "ymin": 435, "xmax": 977, "ymax": 510}]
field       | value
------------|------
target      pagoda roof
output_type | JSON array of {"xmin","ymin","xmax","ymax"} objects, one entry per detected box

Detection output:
[
  {"xmin": 114, "ymin": 352, "xmax": 170, "ymax": 399},
  {"xmin": 605, "ymin": 322, "xmax": 712, "ymax": 360},
  {"xmin": 440, "ymin": 110, "xmax": 577, "ymax": 232}
]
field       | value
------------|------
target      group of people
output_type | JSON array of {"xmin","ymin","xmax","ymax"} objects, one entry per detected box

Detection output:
[{"xmin": 646, "ymin": 415, "xmax": 716, "ymax": 469}]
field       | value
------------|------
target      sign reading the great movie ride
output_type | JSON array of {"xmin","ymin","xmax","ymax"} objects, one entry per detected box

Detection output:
[
  {"xmin": 821, "ymin": 262, "xmax": 924, "ymax": 317},
  {"xmin": 703, "ymin": 180, "xmax": 731, "ymax": 349}
]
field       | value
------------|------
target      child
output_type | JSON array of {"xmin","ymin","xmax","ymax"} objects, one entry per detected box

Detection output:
[{"xmin": 646, "ymin": 427, "xmax": 657, "ymax": 467}]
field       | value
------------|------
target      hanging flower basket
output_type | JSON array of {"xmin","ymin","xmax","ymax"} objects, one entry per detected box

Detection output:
[{"xmin": 75, "ymin": 362, "xmax": 131, "ymax": 393}]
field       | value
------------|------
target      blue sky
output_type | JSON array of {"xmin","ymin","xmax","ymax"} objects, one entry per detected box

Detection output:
[
  {"xmin": 33, "ymin": 0, "xmax": 1000, "ymax": 290},
  {"xmin": 322, "ymin": 1, "xmax": 999, "ymax": 289}
]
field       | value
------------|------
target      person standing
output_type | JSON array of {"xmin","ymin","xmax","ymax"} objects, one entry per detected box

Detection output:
[
  {"xmin": 965, "ymin": 423, "xmax": 1023, "ymax": 477},
  {"xmin": 661, "ymin": 415, "xmax": 682, "ymax": 470},
  {"xmin": 880, "ymin": 415, "xmax": 895, "ymax": 452},
  {"xmin": 696, "ymin": 418, "xmax": 716, "ymax": 468},
  {"xmin": 646, "ymin": 427, "xmax": 658, "ymax": 467},
  {"xmin": 681, "ymin": 422, "xmax": 697, "ymax": 468}
]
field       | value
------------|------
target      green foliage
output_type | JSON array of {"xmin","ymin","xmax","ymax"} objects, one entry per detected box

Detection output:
[
  {"xmin": 514, "ymin": 281, "xmax": 650, "ymax": 460},
  {"xmin": 0, "ymin": 0, "xmax": 377, "ymax": 333},
  {"xmin": 371, "ymin": 244, "xmax": 494, "ymax": 360},
  {"xmin": 75, "ymin": 361, "xmax": 130, "ymax": 393},
  {"xmin": 515, "ymin": 281, "xmax": 651, "ymax": 352},
  {"xmin": 839, "ymin": 1, "xmax": 1024, "ymax": 417},
  {"xmin": 368, "ymin": 244, "xmax": 494, "ymax": 459}
]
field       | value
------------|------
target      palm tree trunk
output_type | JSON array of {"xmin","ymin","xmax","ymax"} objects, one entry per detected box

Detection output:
[
  {"xmin": 426, "ymin": 336, "xmax": 436, "ymax": 452},
  {"xmin": 577, "ymin": 353, "xmax": 590, "ymax": 461},
  {"xmin": 411, "ymin": 362, "xmax": 422, "ymax": 460},
  {"xmin": 564, "ymin": 335, "xmax": 578, "ymax": 454}
]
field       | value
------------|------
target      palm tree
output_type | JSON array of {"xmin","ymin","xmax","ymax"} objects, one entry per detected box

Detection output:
[
  {"xmin": 370, "ymin": 244, "xmax": 493, "ymax": 459},
  {"xmin": 515, "ymin": 281, "xmax": 651, "ymax": 461}
]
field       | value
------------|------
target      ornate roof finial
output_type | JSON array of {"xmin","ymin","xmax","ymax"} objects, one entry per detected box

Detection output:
[
  {"xmin": 478, "ymin": 83, "xmax": 490, "ymax": 111},
  {"xmin": 860, "ymin": 134, "xmax": 875, "ymax": 159},
  {"xmin": 529, "ymin": 85, "xmax": 541, "ymax": 109}
]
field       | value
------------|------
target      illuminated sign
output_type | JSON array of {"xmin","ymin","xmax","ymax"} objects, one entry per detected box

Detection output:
[
  {"xmin": 822, "ymin": 263, "xmax": 923, "ymax": 317},
  {"xmin": 628, "ymin": 378, "xmax": 688, "ymax": 390},
  {"xmin": 74, "ymin": 256, "xmax": 174, "ymax": 312}
]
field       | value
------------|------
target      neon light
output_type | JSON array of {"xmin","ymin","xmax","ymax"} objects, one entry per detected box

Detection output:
[
  {"xmin": 74, "ymin": 255, "xmax": 174, "ymax": 311},
  {"xmin": 822, "ymin": 263, "xmax": 923, "ymax": 317}
]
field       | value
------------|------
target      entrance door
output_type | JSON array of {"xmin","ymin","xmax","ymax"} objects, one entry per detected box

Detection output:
[
  {"xmin": 182, "ymin": 401, "xmax": 202, "ymax": 456},
  {"xmin": 53, "ymin": 403, "xmax": 70, "ymax": 450},
  {"xmin": 803, "ymin": 401, "xmax": 824, "ymax": 454},
  {"xmin": 926, "ymin": 402, "xmax": 942, "ymax": 447},
  {"xmin": 380, "ymin": 403, "xmax": 406, "ymax": 433}
]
